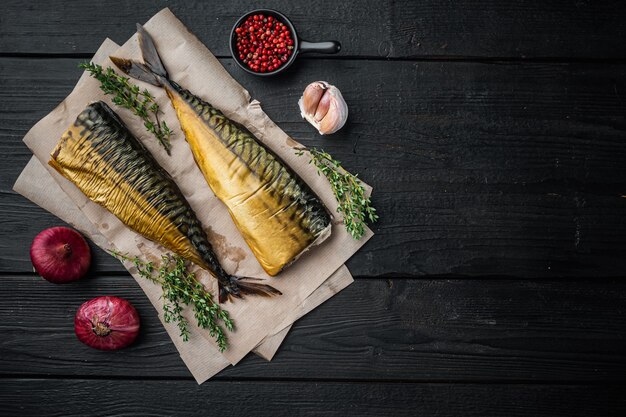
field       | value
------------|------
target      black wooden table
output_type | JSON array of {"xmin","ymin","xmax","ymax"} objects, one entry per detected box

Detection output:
[{"xmin": 2, "ymin": 1, "xmax": 626, "ymax": 415}]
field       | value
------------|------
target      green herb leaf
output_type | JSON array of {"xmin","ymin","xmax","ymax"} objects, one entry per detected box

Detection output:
[
  {"xmin": 296, "ymin": 147, "xmax": 378, "ymax": 239},
  {"xmin": 109, "ymin": 250, "xmax": 233, "ymax": 351},
  {"xmin": 79, "ymin": 62, "xmax": 172, "ymax": 155}
]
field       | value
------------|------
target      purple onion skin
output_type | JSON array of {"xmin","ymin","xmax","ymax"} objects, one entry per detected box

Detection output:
[
  {"xmin": 75, "ymin": 296, "xmax": 140, "ymax": 351},
  {"xmin": 30, "ymin": 226, "xmax": 91, "ymax": 283}
]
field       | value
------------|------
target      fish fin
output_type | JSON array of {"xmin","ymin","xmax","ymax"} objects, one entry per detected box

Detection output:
[
  {"xmin": 109, "ymin": 24, "xmax": 168, "ymax": 87},
  {"xmin": 135, "ymin": 23, "xmax": 168, "ymax": 78},
  {"xmin": 218, "ymin": 277, "xmax": 282, "ymax": 303},
  {"xmin": 109, "ymin": 56, "xmax": 164, "ymax": 87}
]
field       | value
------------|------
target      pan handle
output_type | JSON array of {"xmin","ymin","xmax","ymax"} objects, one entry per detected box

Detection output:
[{"xmin": 299, "ymin": 40, "xmax": 341, "ymax": 54}]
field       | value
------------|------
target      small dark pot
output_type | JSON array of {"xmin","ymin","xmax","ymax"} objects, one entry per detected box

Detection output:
[{"xmin": 230, "ymin": 9, "xmax": 341, "ymax": 77}]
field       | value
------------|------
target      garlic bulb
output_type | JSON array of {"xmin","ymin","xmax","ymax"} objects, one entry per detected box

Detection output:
[{"xmin": 298, "ymin": 81, "xmax": 348, "ymax": 135}]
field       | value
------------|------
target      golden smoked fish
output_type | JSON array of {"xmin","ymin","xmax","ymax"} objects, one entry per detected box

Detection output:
[
  {"xmin": 49, "ymin": 101, "xmax": 280, "ymax": 302},
  {"xmin": 111, "ymin": 25, "xmax": 332, "ymax": 276}
]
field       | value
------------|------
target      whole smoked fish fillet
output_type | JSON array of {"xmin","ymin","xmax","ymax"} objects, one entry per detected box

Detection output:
[
  {"xmin": 49, "ymin": 101, "xmax": 280, "ymax": 302},
  {"xmin": 111, "ymin": 24, "xmax": 332, "ymax": 276}
]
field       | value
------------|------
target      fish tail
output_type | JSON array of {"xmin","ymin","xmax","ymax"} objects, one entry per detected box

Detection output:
[
  {"xmin": 219, "ymin": 276, "xmax": 282, "ymax": 303},
  {"xmin": 109, "ymin": 23, "xmax": 168, "ymax": 87}
]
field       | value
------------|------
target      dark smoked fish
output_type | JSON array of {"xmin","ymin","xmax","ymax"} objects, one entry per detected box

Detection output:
[
  {"xmin": 49, "ymin": 101, "xmax": 280, "ymax": 302},
  {"xmin": 110, "ymin": 25, "xmax": 332, "ymax": 277}
]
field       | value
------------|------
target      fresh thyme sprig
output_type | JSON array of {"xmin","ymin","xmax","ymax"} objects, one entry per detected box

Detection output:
[
  {"xmin": 296, "ymin": 147, "xmax": 378, "ymax": 239},
  {"xmin": 79, "ymin": 62, "xmax": 172, "ymax": 155},
  {"xmin": 109, "ymin": 250, "xmax": 234, "ymax": 351}
]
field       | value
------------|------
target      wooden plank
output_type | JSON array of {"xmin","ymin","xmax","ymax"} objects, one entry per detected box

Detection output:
[
  {"xmin": 0, "ymin": 379, "xmax": 624, "ymax": 417},
  {"xmin": 1, "ymin": 1, "xmax": 626, "ymax": 59},
  {"xmin": 2, "ymin": 57, "xmax": 626, "ymax": 277},
  {"xmin": 2, "ymin": 275, "xmax": 626, "ymax": 382}
]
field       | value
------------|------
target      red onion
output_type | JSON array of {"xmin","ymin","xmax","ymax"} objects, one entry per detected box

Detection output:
[
  {"xmin": 74, "ymin": 296, "xmax": 140, "ymax": 350},
  {"xmin": 30, "ymin": 226, "xmax": 91, "ymax": 283}
]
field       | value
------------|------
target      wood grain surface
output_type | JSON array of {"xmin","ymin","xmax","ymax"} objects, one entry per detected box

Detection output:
[
  {"xmin": 1, "ymin": 2, "xmax": 626, "ymax": 416},
  {"xmin": 2, "ymin": 58, "xmax": 625, "ymax": 277},
  {"xmin": 1, "ymin": 379, "xmax": 625, "ymax": 417},
  {"xmin": 1, "ymin": 1, "xmax": 626, "ymax": 59},
  {"xmin": 2, "ymin": 275, "xmax": 625, "ymax": 382}
]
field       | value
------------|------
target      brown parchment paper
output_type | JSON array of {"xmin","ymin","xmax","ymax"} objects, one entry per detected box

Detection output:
[
  {"xmin": 14, "ymin": 38, "xmax": 354, "ymax": 381},
  {"xmin": 20, "ymin": 8, "xmax": 372, "ymax": 373}
]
